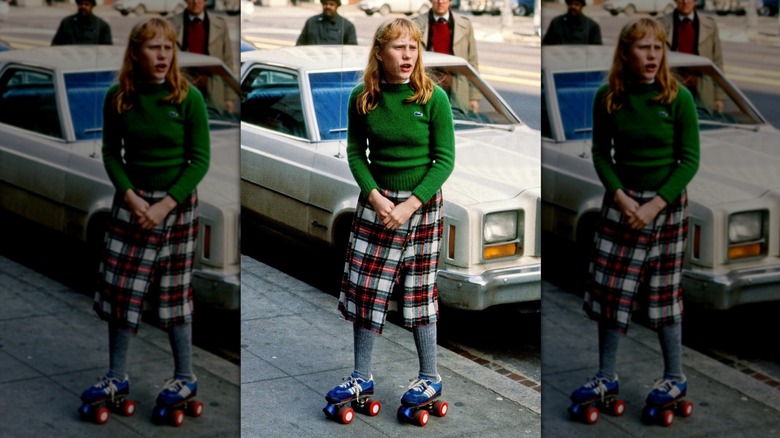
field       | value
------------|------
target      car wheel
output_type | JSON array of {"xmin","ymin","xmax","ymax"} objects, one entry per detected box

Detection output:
[
  {"xmin": 609, "ymin": 9, "xmax": 619, "ymax": 15},
  {"xmin": 120, "ymin": 10, "xmax": 129, "ymax": 16},
  {"xmin": 134, "ymin": 4, "xmax": 146, "ymax": 15},
  {"xmin": 379, "ymin": 4, "xmax": 390, "ymax": 15},
  {"xmin": 715, "ymin": 9, "xmax": 728, "ymax": 15},
  {"xmin": 758, "ymin": 5, "xmax": 771, "ymax": 15},
  {"xmin": 623, "ymin": 4, "xmax": 636, "ymax": 15},
  {"xmin": 472, "ymin": 10, "xmax": 483, "ymax": 15},
  {"xmin": 515, "ymin": 5, "xmax": 527, "ymax": 15},
  {"xmin": 364, "ymin": 10, "xmax": 374, "ymax": 15}
]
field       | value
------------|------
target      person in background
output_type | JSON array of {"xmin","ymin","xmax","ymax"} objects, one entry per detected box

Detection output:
[
  {"xmin": 52, "ymin": 0, "xmax": 112, "ymax": 46},
  {"xmin": 296, "ymin": 0, "xmax": 357, "ymax": 46},
  {"xmin": 413, "ymin": 0, "xmax": 480, "ymax": 113},
  {"xmin": 659, "ymin": 0, "xmax": 725, "ymax": 113},
  {"xmin": 169, "ymin": 0, "xmax": 234, "ymax": 73},
  {"xmin": 542, "ymin": 0, "xmax": 601, "ymax": 45}
]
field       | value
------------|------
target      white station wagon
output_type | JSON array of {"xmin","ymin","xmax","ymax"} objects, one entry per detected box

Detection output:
[
  {"xmin": 240, "ymin": 45, "xmax": 541, "ymax": 311},
  {"xmin": 542, "ymin": 45, "xmax": 780, "ymax": 310},
  {"xmin": 0, "ymin": 46, "xmax": 241, "ymax": 309}
]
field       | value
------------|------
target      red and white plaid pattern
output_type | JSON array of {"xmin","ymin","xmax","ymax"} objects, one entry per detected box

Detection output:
[
  {"xmin": 94, "ymin": 189, "xmax": 199, "ymax": 334},
  {"xmin": 339, "ymin": 189, "xmax": 443, "ymax": 334},
  {"xmin": 584, "ymin": 189, "xmax": 688, "ymax": 334}
]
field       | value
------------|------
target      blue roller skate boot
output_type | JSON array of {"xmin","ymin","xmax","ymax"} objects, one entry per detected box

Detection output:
[
  {"xmin": 568, "ymin": 373, "xmax": 624, "ymax": 424},
  {"xmin": 323, "ymin": 373, "xmax": 380, "ymax": 424},
  {"xmin": 152, "ymin": 378, "xmax": 204, "ymax": 427},
  {"xmin": 397, "ymin": 375, "xmax": 448, "ymax": 427},
  {"xmin": 642, "ymin": 378, "xmax": 693, "ymax": 427},
  {"xmin": 77, "ymin": 374, "xmax": 136, "ymax": 424}
]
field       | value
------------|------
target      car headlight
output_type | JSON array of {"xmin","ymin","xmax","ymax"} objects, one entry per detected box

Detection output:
[
  {"xmin": 727, "ymin": 210, "xmax": 767, "ymax": 260},
  {"xmin": 483, "ymin": 211, "xmax": 521, "ymax": 260}
]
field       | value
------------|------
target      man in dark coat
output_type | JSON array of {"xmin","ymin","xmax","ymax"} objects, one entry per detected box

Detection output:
[
  {"xmin": 52, "ymin": 0, "xmax": 112, "ymax": 46},
  {"xmin": 296, "ymin": 0, "xmax": 357, "ymax": 46},
  {"xmin": 542, "ymin": 0, "xmax": 601, "ymax": 45}
]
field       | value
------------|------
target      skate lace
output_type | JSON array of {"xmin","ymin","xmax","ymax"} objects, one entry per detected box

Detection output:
[
  {"xmin": 407, "ymin": 377, "xmax": 430, "ymax": 393},
  {"xmin": 95, "ymin": 375, "xmax": 118, "ymax": 402},
  {"xmin": 340, "ymin": 375, "xmax": 363, "ymax": 398},
  {"xmin": 162, "ymin": 378, "xmax": 186, "ymax": 395},
  {"xmin": 584, "ymin": 376, "xmax": 609, "ymax": 402},
  {"xmin": 652, "ymin": 378, "xmax": 675, "ymax": 394}
]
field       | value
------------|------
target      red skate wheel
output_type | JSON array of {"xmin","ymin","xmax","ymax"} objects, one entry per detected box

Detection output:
[
  {"xmin": 366, "ymin": 400, "xmax": 381, "ymax": 416},
  {"xmin": 661, "ymin": 409, "xmax": 674, "ymax": 427},
  {"xmin": 433, "ymin": 400, "xmax": 448, "ymax": 417},
  {"xmin": 414, "ymin": 409, "xmax": 429, "ymax": 427},
  {"xmin": 189, "ymin": 401, "xmax": 205, "ymax": 417},
  {"xmin": 584, "ymin": 406, "xmax": 599, "ymax": 425},
  {"xmin": 337, "ymin": 406, "xmax": 354, "ymax": 424},
  {"xmin": 172, "ymin": 409, "xmax": 185, "ymax": 427},
  {"xmin": 95, "ymin": 406, "xmax": 110, "ymax": 425},
  {"xmin": 612, "ymin": 400, "xmax": 626, "ymax": 417},
  {"xmin": 678, "ymin": 400, "xmax": 693, "ymax": 417},
  {"xmin": 122, "ymin": 400, "xmax": 137, "ymax": 417}
]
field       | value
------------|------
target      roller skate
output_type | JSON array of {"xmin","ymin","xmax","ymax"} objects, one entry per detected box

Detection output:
[
  {"xmin": 642, "ymin": 378, "xmax": 693, "ymax": 427},
  {"xmin": 568, "ymin": 373, "xmax": 625, "ymax": 425},
  {"xmin": 152, "ymin": 378, "xmax": 204, "ymax": 427},
  {"xmin": 397, "ymin": 375, "xmax": 448, "ymax": 427},
  {"xmin": 77, "ymin": 374, "xmax": 136, "ymax": 424},
  {"xmin": 323, "ymin": 373, "xmax": 380, "ymax": 424}
]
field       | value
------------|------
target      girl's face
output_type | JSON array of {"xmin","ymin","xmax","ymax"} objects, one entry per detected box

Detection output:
[
  {"xmin": 135, "ymin": 33, "xmax": 174, "ymax": 84},
  {"xmin": 376, "ymin": 33, "xmax": 417, "ymax": 84},
  {"xmin": 624, "ymin": 33, "xmax": 664, "ymax": 83}
]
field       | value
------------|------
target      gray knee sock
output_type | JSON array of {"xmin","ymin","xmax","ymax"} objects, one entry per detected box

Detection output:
[
  {"xmin": 413, "ymin": 323, "xmax": 439, "ymax": 381},
  {"xmin": 168, "ymin": 323, "xmax": 195, "ymax": 382},
  {"xmin": 658, "ymin": 322, "xmax": 685, "ymax": 381},
  {"xmin": 108, "ymin": 323, "xmax": 132, "ymax": 380},
  {"xmin": 353, "ymin": 325, "xmax": 377, "ymax": 381},
  {"xmin": 598, "ymin": 322, "xmax": 621, "ymax": 380}
]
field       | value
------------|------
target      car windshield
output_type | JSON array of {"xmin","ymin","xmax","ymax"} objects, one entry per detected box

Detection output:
[
  {"xmin": 308, "ymin": 65, "xmax": 520, "ymax": 141},
  {"xmin": 64, "ymin": 65, "xmax": 239, "ymax": 140},
  {"xmin": 553, "ymin": 65, "xmax": 764, "ymax": 141}
]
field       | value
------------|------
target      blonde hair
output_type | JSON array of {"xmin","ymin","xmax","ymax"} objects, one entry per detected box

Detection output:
[
  {"xmin": 114, "ymin": 17, "xmax": 189, "ymax": 113},
  {"xmin": 357, "ymin": 18, "xmax": 434, "ymax": 115},
  {"xmin": 603, "ymin": 18, "xmax": 678, "ymax": 113}
]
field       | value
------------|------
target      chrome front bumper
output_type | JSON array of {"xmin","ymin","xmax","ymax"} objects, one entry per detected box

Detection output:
[
  {"xmin": 683, "ymin": 264, "xmax": 780, "ymax": 310},
  {"xmin": 437, "ymin": 263, "xmax": 541, "ymax": 311}
]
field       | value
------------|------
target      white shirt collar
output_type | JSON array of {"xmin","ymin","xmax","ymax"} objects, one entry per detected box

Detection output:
[
  {"xmin": 188, "ymin": 12, "xmax": 205, "ymax": 21},
  {"xmin": 433, "ymin": 11, "xmax": 451, "ymax": 22},
  {"xmin": 679, "ymin": 11, "xmax": 695, "ymax": 21}
]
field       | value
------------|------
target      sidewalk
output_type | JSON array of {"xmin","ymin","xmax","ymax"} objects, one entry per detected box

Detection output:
[
  {"xmin": 240, "ymin": 255, "xmax": 542, "ymax": 437},
  {"xmin": 0, "ymin": 255, "xmax": 239, "ymax": 437},
  {"xmin": 542, "ymin": 281, "xmax": 780, "ymax": 436}
]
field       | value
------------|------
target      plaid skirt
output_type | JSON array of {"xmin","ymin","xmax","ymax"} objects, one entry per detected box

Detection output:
[
  {"xmin": 584, "ymin": 189, "xmax": 688, "ymax": 334},
  {"xmin": 339, "ymin": 189, "xmax": 443, "ymax": 334},
  {"xmin": 94, "ymin": 189, "xmax": 199, "ymax": 334}
]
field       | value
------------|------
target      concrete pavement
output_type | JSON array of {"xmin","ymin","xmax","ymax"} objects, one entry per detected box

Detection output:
[
  {"xmin": 542, "ymin": 281, "xmax": 780, "ymax": 436},
  {"xmin": 240, "ymin": 255, "xmax": 542, "ymax": 437},
  {"xmin": 0, "ymin": 255, "xmax": 240, "ymax": 437}
]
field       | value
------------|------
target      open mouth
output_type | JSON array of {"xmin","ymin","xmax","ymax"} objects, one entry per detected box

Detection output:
[
  {"xmin": 400, "ymin": 63, "xmax": 413, "ymax": 72},
  {"xmin": 155, "ymin": 63, "xmax": 168, "ymax": 73}
]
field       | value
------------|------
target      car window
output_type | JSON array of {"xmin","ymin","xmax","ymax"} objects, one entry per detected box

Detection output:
[
  {"xmin": 427, "ymin": 65, "xmax": 519, "ymax": 131},
  {"xmin": 308, "ymin": 70, "xmax": 361, "ymax": 141},
  {"xmin": 64, "ymin": 71, "xmax": 116, "ymax": 141},
  {"xmin": 241, "ymin": 67, "xmax": 306, "ymax": 138},
  {"xmin": 553, "ymin": 70, "xmax": 606, "ymax": 141},
  {"xmin": 182, "ymin": 65, "xmax": 241, "ymax": 130},
  {"xmin": 0, "ymin": 68, "xmax": 63, "ymax": 139}
]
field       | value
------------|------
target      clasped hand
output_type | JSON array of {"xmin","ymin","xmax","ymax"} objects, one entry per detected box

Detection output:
[
  {"xmin": 124, "ymin": 189, "xmax": 178, "ymax": 231},
  {"xmin": 614, "ymin": 189, "xmax": 667, "ymax": 231},
  {"xmin": 368, "ymin": 189, "xmax": 423, "ymax": 231}
]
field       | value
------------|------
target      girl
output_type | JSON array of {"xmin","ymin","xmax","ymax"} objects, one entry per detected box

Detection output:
[
  {"xmin": 571, "ymin": 17, "xmax": 700, "ymax": 419},
  {"xmin": 325, "ymin": 17, "xmax": 455, "ymax": 414},
  {"xmin": 80, "ymin": 17, "xmax": 210, "ymax": 420}
]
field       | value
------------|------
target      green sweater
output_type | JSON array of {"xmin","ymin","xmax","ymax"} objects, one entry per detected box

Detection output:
[
  {"xmin": 591, "ymin": 82, "xmax": 700, "ymax": 203},
  {"xmin": 102, "ymin": 82, "xmax": 210, "ymax": 204},
  {"xmin": 346, "ymin": 82, "xmax": 455, "ymax": 204}
]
